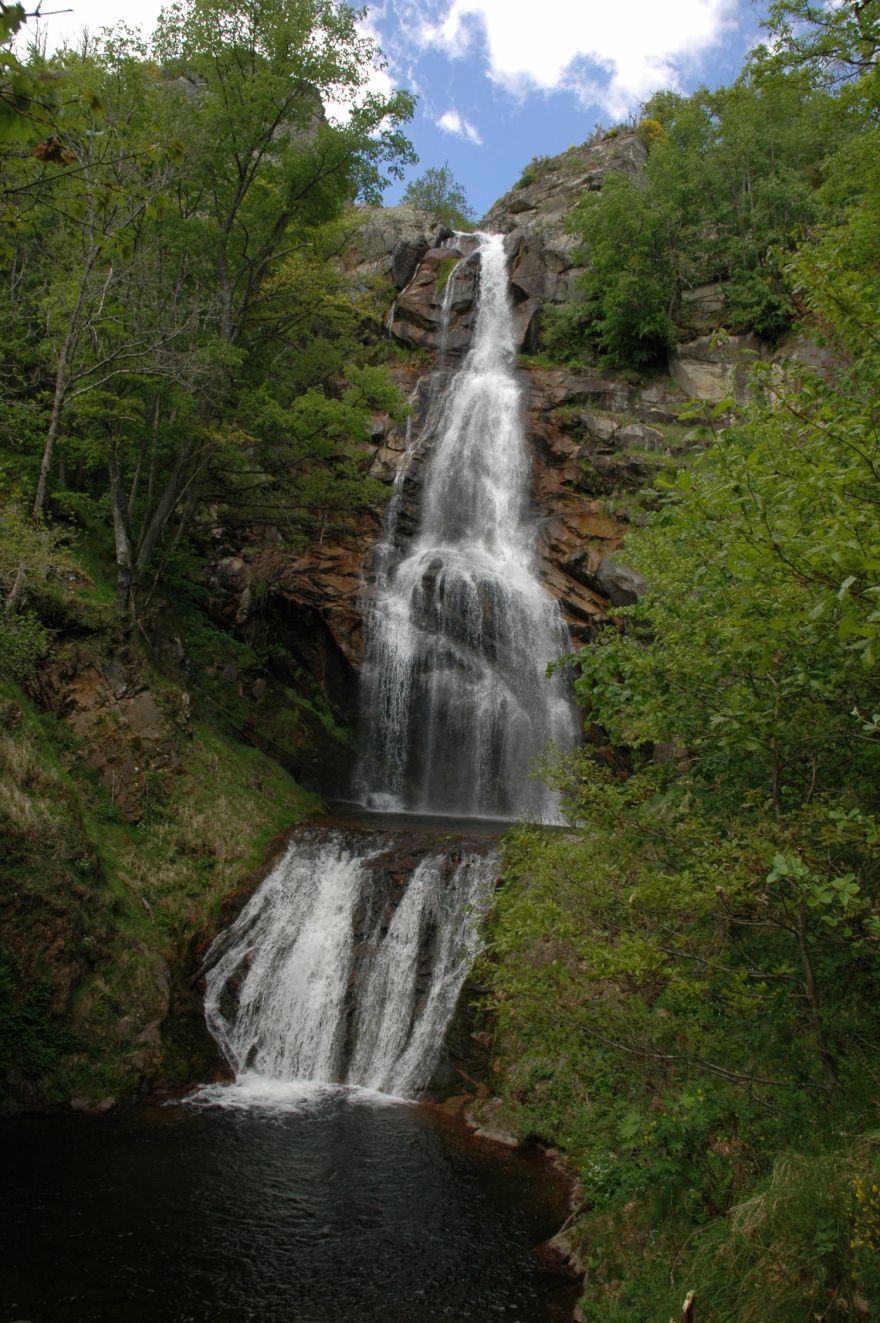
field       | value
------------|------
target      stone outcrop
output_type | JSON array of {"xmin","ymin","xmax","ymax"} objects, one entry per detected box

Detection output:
[
  {"xmin": 388, "ymin": 238, "xmax": 481, "ymax": 353},
  {"xmin": 483, "ymin": 133, "xmax": 648, "ymax": 350},
  {"xmin": 35, "ymin": 646, "xmax": 183, "ymax": 822},
  {"xmin": 525, "ymin": 366, "xmax": 689, "ymax": 642},
  {"xmin": 351, "ymin": 134, "xmax": 651, "ymax": 358},
  {"xmin": 668, "ymin": 332, "xmax": 766, "ymax": 404},
  {"xmin": 343, "ymin": 204, "xmax": 454, "ymax": 292},
  {"xmin": 595, "ymin": 555, "xmax": 649, "ymax": 606},
  {"xmin": 482, "ymin": 132, "xmax": 646, "ymax": 237},
  {"xmin": 206, "ymin": 347, "xmax": 695, "ymax": 688}
]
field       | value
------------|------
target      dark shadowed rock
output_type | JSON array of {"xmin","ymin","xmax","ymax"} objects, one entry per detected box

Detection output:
[{"xmin": 595, "ymin": 556, "xmax": 648, "ymax": 606}]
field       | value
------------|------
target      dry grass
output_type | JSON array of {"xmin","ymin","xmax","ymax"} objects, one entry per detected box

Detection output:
[
  {"xmin": 0, "ymin": 725, "xmax": 78, "ymax": 859},
  {"xmin": 697, "ymin": 1147, "xmax": 872, "ymax": 1322}
]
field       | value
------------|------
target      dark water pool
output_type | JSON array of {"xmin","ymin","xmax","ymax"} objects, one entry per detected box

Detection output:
[{"xmin": 0, "ymin": 1086, "xmax": 579, "ymax": 1323}]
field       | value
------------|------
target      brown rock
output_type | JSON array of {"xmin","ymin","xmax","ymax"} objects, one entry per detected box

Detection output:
[{"xmin": 36, "ymin": 648, "xmax": 177, "ymax": 821}]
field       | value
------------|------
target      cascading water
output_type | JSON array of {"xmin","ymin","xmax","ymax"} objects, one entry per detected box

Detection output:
[
  {"xmin": 204, "ymin": 830, "xmax": 497, "ymax": 1098},
  {"xmin": 357, "ymin": 232, "xmax": 579, "ymax": 819},
  {"xmin": 201, "ymin": 234, "xmax": 578, "ymax": 1105}
]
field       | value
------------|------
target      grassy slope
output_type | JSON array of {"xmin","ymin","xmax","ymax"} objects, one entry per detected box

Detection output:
[{"xmin": 0, "ymin": 529, "xmax": 322, "ymax": 1109}]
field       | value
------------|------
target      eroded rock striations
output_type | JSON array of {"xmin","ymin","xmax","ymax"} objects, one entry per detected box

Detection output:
[{"xmin": 206, "ymin": 134, "xmax": 712, "ymax": 796}]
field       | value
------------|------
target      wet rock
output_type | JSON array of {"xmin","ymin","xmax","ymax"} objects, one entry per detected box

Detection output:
[
  {"xmin": 389, "ymin": 244, "xmax": 479, "ymax": 355},
  {"xmin": 391, "ymin": 238, "xmax": 430, "ymax": 290},
  {"xmin": 70, "ymin": 1095, "xmax": 116, "ymax": 1114},
  {"xmin": 466, "ymin": 1096, "xmax": 521, "ymax": 1147}
]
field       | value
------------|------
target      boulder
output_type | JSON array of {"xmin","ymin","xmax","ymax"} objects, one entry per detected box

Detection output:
[
  {"xmin": 669, "ymin": 333, "xmax": 766, "ymax": 404},
  {"xmin": 595, "ymin": 555, "xmax": 648, "ymax": 606},
  {"xmin": 389, "ymin": 242, "xmax": 481, "ymax": 355},
  {"xmin": 343, "ymin": 205, "xmax": 452, "ymax": 290},
  {"xmin": 680, "ymin": 281, "xmax": 727, "ymax": 333},
  {"xmin": 212, "ymin": 555, "xmax": 252, "ymax": 625}
]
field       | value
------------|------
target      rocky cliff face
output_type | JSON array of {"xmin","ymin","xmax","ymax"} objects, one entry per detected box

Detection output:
[
  {"xmin": 206, "ymin": 157, "xmax": 701, "ymax": 763},
  {"xmin": 484, "ymin": 133, "xmax": 647, "ymax": 351}
]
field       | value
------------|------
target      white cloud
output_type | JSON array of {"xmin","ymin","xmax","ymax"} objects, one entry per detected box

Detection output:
[
  {"xmin": 26, "ymin": 1, "xmax": 396, "ymax": 125},
  {"xmin": 436, "ymin": 108, "xmax": 483, "ymax": 143},
  {"xmin": 26, "ymin": 0, "xmax": 163, "ymax": 53},
  {"xmin": 414, "ymin": 0, "xmax": 738, "ymax": 116}
]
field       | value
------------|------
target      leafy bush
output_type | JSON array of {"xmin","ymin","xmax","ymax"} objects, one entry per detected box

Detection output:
[{"xmin": 0, "ymin": 606, "xmax": 48, "ymax": 679}]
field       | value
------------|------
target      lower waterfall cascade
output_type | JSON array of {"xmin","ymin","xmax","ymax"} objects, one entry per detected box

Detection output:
[
  {"xmin": 202, "ymin": 233, "xmax": 579, "ymax": 1102},
  {"xmin": 204, "ymin": 829, "xmax": 497, "ymax": 1098}
]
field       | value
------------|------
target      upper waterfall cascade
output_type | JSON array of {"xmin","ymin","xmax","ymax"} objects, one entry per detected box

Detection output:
[{"xmin": 357, "ymin": 232, "xmax": 579, "ymax": 819}]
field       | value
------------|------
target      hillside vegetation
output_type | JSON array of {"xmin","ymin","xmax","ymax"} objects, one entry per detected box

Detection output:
[
  {"xmin": 479, "ymin": 1, "xmax": 880, "ymax": 1317},
  {"xmin": 0, "ymin": 0, "xmax": 413, "ymax": 1108}
]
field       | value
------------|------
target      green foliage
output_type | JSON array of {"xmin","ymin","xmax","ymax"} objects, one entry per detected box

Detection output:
[
  {"xmin": 693, "ymin": 1143, "xmax": 880, "ymax": 1322},
  {"xmin": 0, "ymin": 676, "xmax": 317, "ymax": 1106},
  {"xmin": 0, "ymin": 605, "xmax": 47, "ymax": 679},
  {"xmin": 553, "ymin": 63, "xmax": 871, "ymax": 367},
  {"xmin": 0, "ymin": 4, "xmax": 415, "ymax": 606},
  {"xmin": 0, "ymin": 951, "xmax": 74, "ymax": 1080},
  {"xmin": 484, "ymin": 28, "xmax": 880, "ymax": 1318},
  {"xmin": 402, "ymin": 160, "xmax": 474, "ymax": 229},
  {"xmin": 436, "ymin": 256, "xmax": 458, "ymax": 294}
]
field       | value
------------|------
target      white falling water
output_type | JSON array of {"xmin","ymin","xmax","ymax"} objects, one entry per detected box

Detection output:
[
  {"xmin": 204, "ymin": 832, "xmax": 497, "ymax": 1099},
  {"xmin": 357, "ymin": 232, "xmax": 578, "ymax": 819},
  {"xmin": 201, "ymin": 235, "xmax": 577, "ymax": 1105}
]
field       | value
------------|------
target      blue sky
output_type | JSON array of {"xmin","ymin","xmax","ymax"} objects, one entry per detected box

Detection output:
[
  {"xmin": 34, "ymin": 0, "xmax": 771, "ymax": 218},
  {"xmin": 368, "ymin": 0, "xmax": 771, "ymax": 216}
]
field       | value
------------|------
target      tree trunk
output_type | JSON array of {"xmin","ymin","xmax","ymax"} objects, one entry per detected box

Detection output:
[
  {"xmin": 796, "ymin": 903, "xmax": 839, "ymax": 1092},
  {"xmin": 108, "ymin": 445, "xmax": 135, "ymax": 616},
  {"xmin": 32, "ymin": 244, "xmax": 99, "ymax": 519},
  {"xmin": 6, "ymin": 564, "xmax": 28, "ymax": 608},
  {"xmin": 135, "ymin": 437, "xmax": 195, "ymax": 575}
]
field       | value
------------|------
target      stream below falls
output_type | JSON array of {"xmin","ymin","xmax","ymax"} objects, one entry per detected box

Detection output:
[{"xmin": 1, "ymin": 1095, "xmax": 579, "ymax": 1323}]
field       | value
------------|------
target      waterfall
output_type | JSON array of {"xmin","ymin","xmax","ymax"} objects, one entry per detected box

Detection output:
[
  {"xmin": 357, "ymin": 232, "xmax": 578, "ymax": 819},
  {"xmin": 204, "ymin": 830, "xmax": 497, "ymax": 1099},
  {"xmin": 201, "ymin": 234, "xmax": 578, "ymax": 1104}
]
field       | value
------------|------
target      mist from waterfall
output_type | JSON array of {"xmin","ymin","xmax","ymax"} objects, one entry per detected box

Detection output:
[{"xmin": 357, "ymin": 232, "xmax": 578, "ymax": 819}]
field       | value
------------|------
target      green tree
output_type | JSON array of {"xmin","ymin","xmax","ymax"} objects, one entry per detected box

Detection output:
[
  {"xmin": 484, "ymin": 50, "xmax": 880, "ymax": 1315},
  {"xmin": 550, "ymin": 65, "xmax": 869, "ymax": 368},
  {"xmin": 1, "ymin": 3, "xmax": 416, "ymax": 612},
  {"xmin": 153, "ymin": 0, "xmax": 415, "ymax": 347},
  {"xmin": 401, "ymin": 161, "xmax": 474, "ymax": 229}
]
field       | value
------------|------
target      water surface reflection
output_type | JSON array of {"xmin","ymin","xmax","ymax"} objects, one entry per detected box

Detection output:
[{"xmin": 1, "ymin": 1090, "xmax": 578, "ymax": 1322}]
